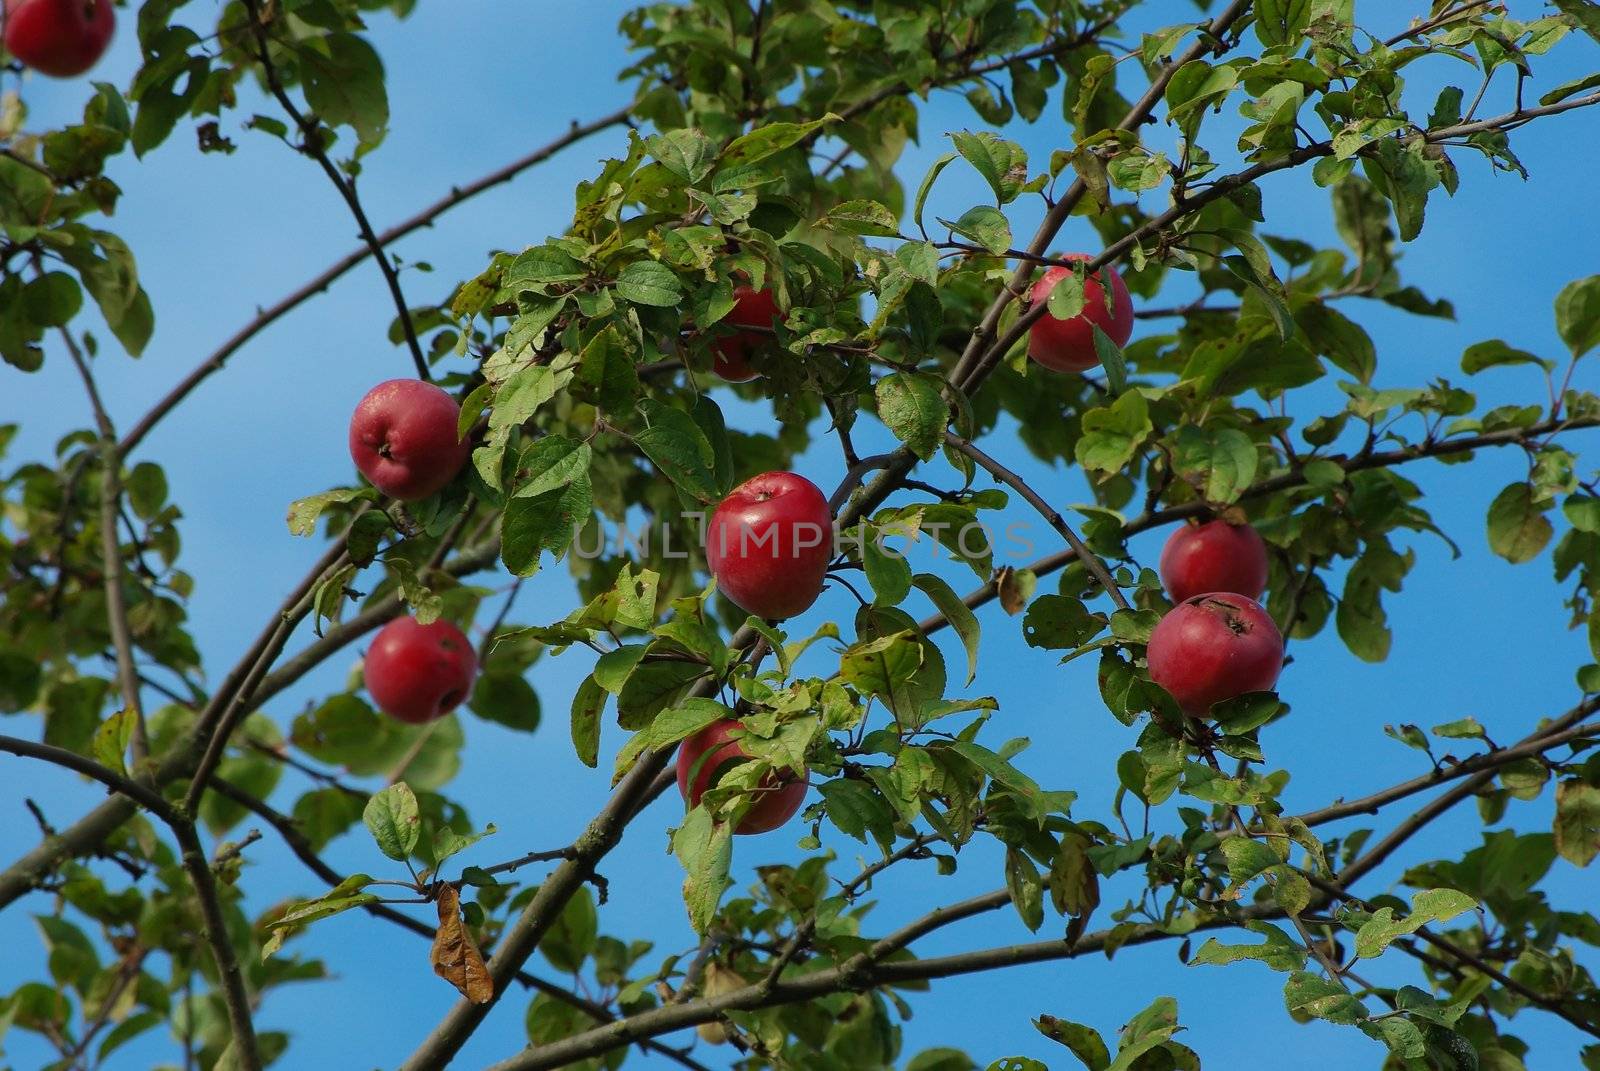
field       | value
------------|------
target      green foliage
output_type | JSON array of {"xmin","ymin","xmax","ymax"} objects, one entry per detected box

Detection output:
[{"xmin": 3, "ymin": 1, "xmax": 1600, "ymax": 1069}]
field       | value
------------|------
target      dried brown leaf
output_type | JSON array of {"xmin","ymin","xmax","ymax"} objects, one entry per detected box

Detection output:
[{"xmin": 431, "ymin": 885, "xmax": 493, "ymax": 1004}]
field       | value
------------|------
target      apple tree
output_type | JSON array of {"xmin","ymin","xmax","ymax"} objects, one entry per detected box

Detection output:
[{"xmin": 2, "ymin": 1, "xmax": 1600, "ymax": 1069}]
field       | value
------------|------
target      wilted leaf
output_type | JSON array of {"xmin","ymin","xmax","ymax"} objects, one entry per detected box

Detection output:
[{"xmin": 431, "ymin": 885, "xmax": 493, "ymax": 1004}]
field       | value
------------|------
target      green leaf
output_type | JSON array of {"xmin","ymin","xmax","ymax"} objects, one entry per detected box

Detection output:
[
  {"xmin": 362, "ymin": 783, "xmax": 421, "ymax": 862},
  {"xmin": 1565, "ymin": 495, "xmax": 1600, "ymax": 533},
  {"xmin": 1092, "ymin": 325, "xmax": 1128, "ymax": 394},
  {"xmin": 125, "ymin": 461, "xmax": 168, "ymax": 521},
  {"xmin": 1282, "ymin": 971, "xmax": 1367, "ymax": 1024},
  {"xmin": 1005, "ymin": 847, "xmax": 1045, "ymax": 931},
  {"xmin": 593, "ymin": 644, "xmax": 648, "ymax": 695},
  {"xmin": 1462, "ymin": 339, "xmax": 1547, "ymax": 375},
  {"xmin": 820, "ymin": 778, "xmax": 896, "ymax": 850},
  {"xmin": 1540, "ymin": 70, "xmax": 1600, "ymax": 105},
  {"xmin": 91, "ymin": 708, "xmax": 136, "ymax": 777},
  {"xmin": 615, "ymin": 260, "xmax": 683, "ymax": 307},
  {"xmin": 1432, "ymin": 717, "xmax": 1487, "ymax": 741},
  {"xmin": 875, "ymin": 372, "xmax": 947, "ymax": 460},
  {"xmin": 1298, "ymin": 302, "xmax": 1376, "ymax": 383},
  {"xmin": 286, "ymin": 487, "xmax": 372, "ymax": 536},
  {"xmin": 569, "ymin": 676, "xmax": 606, "ymax": 769},
  {"xmin": 612, "ymin": 698, "xmax": 729, "ymax": 781},
  {"xmin": 467, "ymin": 671, "xmax": 540, "ymax": 732},
  {"xmin": 300, "ymin": 33, "xmax": 389, "ymax": 149},
  {"xmin": 1354, "ymin": 888, "xmax": 1478, "ymax": 958},
  {"xmin": 717, "ymin": 115, "xmax": 835, "ymax": 171},
  {"xmin": 951, "ymin": 130, "xmax": 1029, "ymax": 204},
  {"xmin": 913, "ymin": 152, "xmax": 959, "ymax": 236},
  {"xmin": 1555, "ymin": 275, "xmax": 1600, "ymax": 358},
  {"xmin": 1023, "ymin": 595, "xmax": 1106, "ymax": 650},
  {"xmin": 432, "ymin": 823, "xmax": 496, "ymax": 868},
  {"xmin": 1486, "ymin": 483, "xmax": 1553, "ymax": 564},
  {"xmin": 634, "ymin": 400, "xmax": 718, "ymax": 503},
  {"xmin": 913, "ymin": 573, "xmax": 980, "ymax": 684},
  {"xmin": 1554, "ymin": 0, "xmax": 1600, "ymax": 44},
  {"xmin": 645, "ymin": 129, "xmax": 715, "ymax": 183},
  {"xmin": 1171, "ymin": 426, "xmax": 1259, "ymax": 506},
  {"xmin": 840, "ymin": 631, "xmax": 924, "ymax": 708},
  {"xmin": 1212, "ymin": 693, "xmax": 1284, "ymax": 734},
  {"xmin": 825, "ymin": 199, "xmax": 902, "ymax": 237},
  {"xmin": 939, "ymin": 205, "xmax": 1011, "ymax": 255},
  {"xmin": 1075, "ymin": 391, "xmax": 1151, "ymax": 475},
  {"xmin": 1554, "ymin": 780, "xmax": 1600, "ymax": 866},
  {"xmin": 863, "ymin": 531, "xmax": 913, "ymax": 607},
  {"xmin": 22, "ymin": 272, "xmax": 83, "ymax": 327},
  {"xmin": 672, "ymin": 806, "xmax": 732, "ymax": 933},
  {"xmin": 541, "ymin": 886, "xmax": 598, "ymax": 973},
  {"xmin": 1190, "ymin": 921, "xmax": 1308, "ymax": 971},
  {"xmin": 1033, "ymin": 1015, "xmax": 1109, "ymax": 1070}
]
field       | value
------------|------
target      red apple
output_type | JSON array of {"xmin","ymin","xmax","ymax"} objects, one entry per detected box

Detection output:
[
  {"xmin": 676, "ymin": 720, "xmax": 806, "ymax": 835},
  {"xmin": 3, "ymin": 0, "xmax": 114, "ymax": 78},
  {"xmin": 348, "ymin": 379, "xmax": 471, "ymax": 502},
  {"xmin": 710, "ymin": 285, "xmax": 781, "ymax": 382},
  {"xmin": 1026, "ymin": 255, "xmax": 1134, "ymax": 373},
  {"xmin": 706, "ymin": 471, "xmax": 832, "ymax": 619},
  {"xmin": 1159, "ymin": 520, "xmax": 1269, "ymax": 604},
  {"xmin": 1147, "ymin": 594, "xmax": 1283, "ymax": 716},
  {"xmin": 363, "ymin": 616, "xmax": 478, "ymax": 725}
]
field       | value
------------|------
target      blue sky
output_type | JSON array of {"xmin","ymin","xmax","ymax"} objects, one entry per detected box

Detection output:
[{"xmin": 3, "ymin": 2, "xmax": 1598, "ymax": 1069}]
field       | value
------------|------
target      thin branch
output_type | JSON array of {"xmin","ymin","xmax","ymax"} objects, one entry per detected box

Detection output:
[
  {"xmin": 240, "ymin": 0, "xmax": 428, "ymax": 378},
  {"xmin": 172, "ymin": 821, "xmax": 263, "ymax": 1070},
  {"xmin": 1299, "ymin": 701, "xmax": 1600, "ymax": 830},
  {"xmin": 0, "ymin": 736, "xmax": 261, "ymax": 1066},
  {"xmin": 1302, "ymin": 872, "xmax": 1600, "ymax": 1041},
  {"xmin": 915, "ymin": 416, "xmax": 1600, "ymax": 644},
  {"xmin": 0, "ymin": 735, "xmax": 179, "ymax": 824},
  {"xmin": 1383, "ymin": 1, "xmax": 1496, "ymax": 46},
  {"xmin": 957, "ymin": 89, "xmax": 1600, "ymax": 390},
  {"xmin": 114, "ymin": 116, "xmax": 630, "ymax": 460},
  {"xmin": 945, "ymin": 432, "xmax": 1130, "ymax": 611},
  {"xmin": 759, "ymin": 833, "xmax": 938, "ymax": 991},
  {"xmin": 949, "ymin": 0, "xmax": 1257, "ymax": 392},
  {"xmin": 204, "ymin": 777, "xmax": 712, "ymax": 1071},
  {"xmin": 480, "ymin": 902, "xmax": 1285, "ymax": 1071},
  {"xmin": 59, "ymin": 326, "xmax": 150, "ymax": 763}
]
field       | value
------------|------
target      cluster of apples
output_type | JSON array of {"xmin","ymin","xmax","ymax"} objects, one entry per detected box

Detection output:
[
  {"xmin": 338, "ymin": 252, "xmax": 1268, "ymax": 836},
  {"xmin": 3, "ymin": 0, "xmax": 116, "ymax": 78},
  {"xmin": 1150, "ymin": 520, "xmax": 1284, "ymax": 715},
  {"xmin": 711, "ymin": 253, "xmax": 1133, "ymax": 384}
]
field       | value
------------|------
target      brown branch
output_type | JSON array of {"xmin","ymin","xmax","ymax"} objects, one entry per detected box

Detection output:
[
  {"xmin": 944, "ymin": 432, "xmax": 1131, "ymax": 611},
  {"xmin": 758, "ymin": 833, "xmax": 939, "ymax": 992},
  {"xmin": 479, "ymin": 901, "xmax": 1284, "ymax": 1071},
  {"xmin": 0, "ymin": 736, "xmax": 261, "ymax": 1066},
  {"xmin": 1302, "ymin": 872, "xmax": 1600, "ymax": 1041},
  {"xmin": 949, "ymin": 0, "xmax": 1257, "ymax": 391},
  {"xmin": 1301, "ymin": 700, "xmax": 1600, "ymax": 831},
  {"xmin": 0, "ymin": 735, "xmax": 179, "ymax": 824},
  {"xmin": 956, "ymin": 90, "xmax": 1600, "ymax": 390},
  {"xmin": 113, "ymin": 119, "xmax": 630, "ymax": 461},
  {"xmin": 173, "ymin": 820, "xmax": 263, "ymax": 1069},
  {"xmin": 240, "ymin": 0, "xmax": 428, "ymax": 379},
  {"xmin": 915, "ymin": 416, "xmax": 1600, "ymax": 642},
  {"xmin": 204, "ymin": 777, "xmax": 713, "ymax": 1071},
  {"xmin": 58, "ymin": 326, "xmax": 151, "ymax": 764}
]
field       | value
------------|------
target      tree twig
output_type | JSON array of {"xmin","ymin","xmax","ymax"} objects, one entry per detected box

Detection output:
[
  {"xmin": 944, "ymin": 432, "xmax": 1130, "ymax": 611},
  {"xmin": 114, "ymin": 113, "xmax": 630, "ymax": 458},
  {"xmin": 58, "ymin": 326, "xmax": 151, "ymax": 763},
  {"xmin": 239, "ymin": 0, "xmax": 429, "ymax": 378}
]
